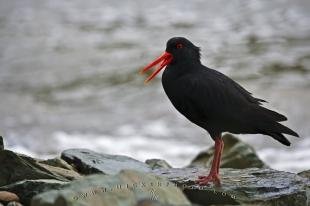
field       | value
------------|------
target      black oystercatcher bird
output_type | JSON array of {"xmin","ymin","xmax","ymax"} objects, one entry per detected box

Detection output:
[{"xmin": 140, "ymin": 37, "xmax": 299, "ymax": 186}]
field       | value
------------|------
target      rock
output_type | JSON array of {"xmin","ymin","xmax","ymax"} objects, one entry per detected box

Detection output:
[
  {"xmin": 16, "ymin": 154, "xmax": 81, "ymax": 180},
  {"xmin": 189, "ymin": 133, "xmax": 267, "ymax": 169},
  {"xmin": 145, "ymin": 159, "xmax": 172, "ymax": 170},
  {"xmin": 0, "ymin": 150, "xmax": 69, "ymax": 187},
  {"xmin": 0, "ymin": 136, "xmax": 3, "ymax": 150},
  {"xmin": 61, "ymin": 149, "xmax": 151, "ymax": 175},
  {"xmin": 36, "ymin": 162, "xmax": 82, "ymax": 181},
  {"xmin": 298, "ymin": 170, "xmax": 310, "ymax": 206},
  {"xmin": 151, "ymin": 167, "xmax": 309, "ymax": 206},
  {"xmin": 39, "ymin": 157, "xmax": 76, "ymax": 171},
  {"xmin": 0, "ymin": 179, "xmax": 67, "ymax": 206},
  {"xmin": 31, "ymin": 170, "xmax": 191, "ymax": 206},
  {"xmin": 298, "ymin": 170, "xmax": 310, "ymax": 179},
  {"xmin": 16, "ymin": 153, "xmax": 43, "ymax": 163},
  {"xmin": 7, "ymin": 201, "xmax": 23, "ymax": 206},
  {"xmin": 0, "ymin": 191, "xmax": 19, "ymax": 204}
]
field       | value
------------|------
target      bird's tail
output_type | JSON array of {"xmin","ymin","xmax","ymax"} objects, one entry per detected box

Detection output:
[
  {"xmin": 265, "ymin": 132, "xmax": 292, "ymax": 146},
  {"xmin": 260, "ymin": 122, "xmax": 299, "ymax": 146},
  {"xmin": 259, "ymin": 107, "xmax": 287, "ymax": 122},
  {"xmin": 251, "ymin": 106, "xmax": 299, "ymax": 146}
]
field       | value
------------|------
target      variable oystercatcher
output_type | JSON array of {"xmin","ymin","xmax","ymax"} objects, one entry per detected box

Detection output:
[{"xmin": 140, "ymin": 37, "xmax": 299, "ymax": 186}]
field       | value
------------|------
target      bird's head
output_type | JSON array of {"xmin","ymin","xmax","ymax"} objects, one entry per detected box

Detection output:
[{"xmin": 140, "ymin": 37, "xmax": 200, "ymax": 83}]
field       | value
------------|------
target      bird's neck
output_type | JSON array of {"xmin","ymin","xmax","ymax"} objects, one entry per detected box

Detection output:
[{"xmin": 166, "ymin": 60, "xmax": 201, "ymax": 76}]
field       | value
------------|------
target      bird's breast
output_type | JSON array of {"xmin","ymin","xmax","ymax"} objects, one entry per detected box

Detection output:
[
  {"xmin": 162, "ymin": 69, "xmax": 205, "ymax": 124},
  {"xmin": 162, "ymin": 69, "xmax": 183, "ymax": 103},
  {"xmin": 162, "ymin": 68, "xmax": 183, "ymax": 102}
]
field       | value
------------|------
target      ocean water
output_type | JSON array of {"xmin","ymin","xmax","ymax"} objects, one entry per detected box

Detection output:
[{"xmin": 0, "ymin": 0, "xmax": 309, "ymax": 172}]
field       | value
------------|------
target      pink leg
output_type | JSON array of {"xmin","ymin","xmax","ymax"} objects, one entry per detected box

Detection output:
[
  {"xmin": 196, "ymin": 136, "xmax": 224, "ymax": 186},
  {"xmin": 217, "ymin": 138, "xmax": 224, "ymax": 174}
]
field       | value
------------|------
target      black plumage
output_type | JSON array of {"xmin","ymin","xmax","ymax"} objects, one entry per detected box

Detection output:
[
  {"xmin": 162, "ymin": 37, "xmax": 298, "ymax": 146},
  {"xmin": 140, "ymin": 37, "xmax": 299, "ymax": 185}
]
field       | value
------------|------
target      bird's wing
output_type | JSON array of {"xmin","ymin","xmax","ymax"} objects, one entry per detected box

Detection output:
[
  {"xmin": 202, "ymin": 68, "xmax": 288, "ymax": 121},
  {"xmin": 178, "ymin": 67, "xmax": 286, "ymax": 123},
  {"xmin": 177, "ymin": 67, "xmax": 297, "ymax": 142},
  {"xmin": 202, "ymin": 68, "xmax": 266, "ymax": 105}
]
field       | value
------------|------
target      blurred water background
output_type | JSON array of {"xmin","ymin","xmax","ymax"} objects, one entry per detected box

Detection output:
[{"xmin": 0, "ymin": 0, "xmax": 309, "ymax": 172}]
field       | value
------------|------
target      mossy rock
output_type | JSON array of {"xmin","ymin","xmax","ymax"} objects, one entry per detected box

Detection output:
[
  {"xmin": 145, "ymin": 159, "xmax": 172, "ymax": 170},
  {"xmin": 189, "ymin": 133, "xmax": 267, "ymax": 169}
]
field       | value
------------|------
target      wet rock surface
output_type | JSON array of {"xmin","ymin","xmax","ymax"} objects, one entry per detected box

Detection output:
[
  {"xmin": 31, "ymin": 170, "xmax": 191, "ymax": 206},
  {"xmin": 152, "ymin": 167, "xmax": 310, "ymax": 206},
  {"xmin": 61, "ymin": 148, "xmax": 151, "ymax": 175},
  {"xmin": 189, "ymin": 134, "xmax": 267, "ymax": 169}
]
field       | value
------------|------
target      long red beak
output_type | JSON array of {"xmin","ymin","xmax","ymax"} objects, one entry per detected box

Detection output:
[{"xmin": 140, "ymin": 51, "xmax": 173, "ymax": 84}]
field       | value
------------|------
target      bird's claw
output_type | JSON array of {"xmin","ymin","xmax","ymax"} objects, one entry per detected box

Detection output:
[{"xmin": 195, "ymin": 173, "xmax": 221, "ymax": 186}]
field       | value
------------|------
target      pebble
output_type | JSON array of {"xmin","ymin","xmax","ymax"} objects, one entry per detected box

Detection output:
[{"xmin": 0, "ymin": 191, "xmax": 19, "ymax": 203}]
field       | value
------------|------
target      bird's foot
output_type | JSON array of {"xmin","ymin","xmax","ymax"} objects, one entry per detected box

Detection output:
[{"xmin": 195, "ymin": 173, "xmax": 221, "ymax": 186}]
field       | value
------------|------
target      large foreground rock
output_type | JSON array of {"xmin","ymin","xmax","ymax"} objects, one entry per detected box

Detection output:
[
  {"xmin": 189, "ymin": 133, "xmax": 267, "ymax": 169},
  {"xmin": 61, "ymin": 149, "xmax": 151, "ymax": 175},
  {"xmin": 31, "ymin": 170, "xmax": 191, "ymax": 206},
  {"xmin": 152, "ymin": 167, "xmax": 310, "ymax": 206}
]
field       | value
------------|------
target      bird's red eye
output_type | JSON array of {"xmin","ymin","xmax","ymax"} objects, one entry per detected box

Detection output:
[{"xmin": 176, "ymin": 43, "xmax": 183, "ymax": 49}]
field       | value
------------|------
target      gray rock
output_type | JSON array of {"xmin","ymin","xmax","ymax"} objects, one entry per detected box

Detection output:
[
  {"xmin": 31, "ymin": 170, "xmax": 191, "ymax": 206},
  {"xmin": 61, "ymin": 149, "xmax": 151, "ymax": 175},
  {"xmin": 189, "ymin": 133, "xmax": 267, "ymax": 169},
  {"xmin": 145, "ymin": 159, "xmax": 172, "ymax": 170},
  {"xmin": 0, "ymin": 179, "xmax": 67, "ymax": 206},
  {"xmin": 0, "ymin": 136, "xmax": 3, "ymax": 151},
  {"xmin": 0, "ymin": 150, "xmax": 70, "ymax": 187},
  {"xmin": 152, "ymin": 167, "xmax": 309, "ymax": 206}
]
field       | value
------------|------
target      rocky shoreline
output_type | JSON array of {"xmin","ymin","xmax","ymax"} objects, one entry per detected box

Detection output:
[{"xmin": 0, "ymin": 135, "xmax": 309, "ymax": 206}]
